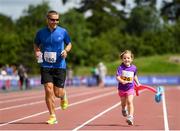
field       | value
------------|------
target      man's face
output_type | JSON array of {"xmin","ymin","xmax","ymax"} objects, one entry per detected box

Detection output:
[{"xmin": 47, "ymin": 13, "xmax": 59, "ymax": 29}]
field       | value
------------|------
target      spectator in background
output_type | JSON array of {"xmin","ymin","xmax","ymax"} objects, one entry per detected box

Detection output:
[
  {"xmin": 97, "ymin": 62, "xmax": 107, "ymax": 87},
  {"xmin": 5, "ymin": 64, "xmax": 13, "ymax": 75},
  {"xmin": 66, "ymin": 67, "xmax": 73, "ymax": 86},
  {"xmin": 18, "ymin": 64, "xmax": 28, "ymax": 90},
  {"xmin": 0, "ymin": 66, "xmax": 7, "ymax": 90},
  {"xmin": 91, "ymin": 65, "xmax": 99, "ymax": 86},
  {"xmin": 1, "ymin": 66, "xmax": 7, "ymax": 76},
  {"xmin": 12, "ymin": 65, "xmax": 18, "ymax": 76}
]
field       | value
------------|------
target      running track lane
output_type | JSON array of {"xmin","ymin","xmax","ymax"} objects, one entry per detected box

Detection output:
[
  {"xmin": 0, "ymin": 86, "xmax": 179, "ymax": 130},
  {"xmin": 164, "ymin": 86, "xmax": 180, "ymax": 130},
  {"xmin": 0, "ymin": 87, "xmax": 117, "ymax": 130}
]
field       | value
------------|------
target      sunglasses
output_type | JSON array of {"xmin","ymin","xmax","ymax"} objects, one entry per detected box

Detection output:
[{"xmin": 48, "ymin": 17, "xmax": 59, "ymax": 22}]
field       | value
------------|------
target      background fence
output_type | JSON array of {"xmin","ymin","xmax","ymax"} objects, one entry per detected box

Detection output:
[{"xmin": 0, "ymin": 75, "xmax": 180, "ymax": 90}]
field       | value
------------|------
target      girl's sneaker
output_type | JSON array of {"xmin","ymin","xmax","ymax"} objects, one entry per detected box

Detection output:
[
  {"xmin": 126, "ymin": 115, "xmax": 134, "ymax": 125},
  {"xmin": 122, "ymin": 109, "xmax": 128, "ymax": 117}
]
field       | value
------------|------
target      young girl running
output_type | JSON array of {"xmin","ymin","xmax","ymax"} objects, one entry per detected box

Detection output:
[{"xmin": 116, "ymin": 50, "xmax": 140, "ymax": 125}]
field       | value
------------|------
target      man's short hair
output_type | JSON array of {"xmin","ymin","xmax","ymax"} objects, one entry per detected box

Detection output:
[{"xmin": 46, "ymin": 10, "xmax": 59, "ymax": 17}]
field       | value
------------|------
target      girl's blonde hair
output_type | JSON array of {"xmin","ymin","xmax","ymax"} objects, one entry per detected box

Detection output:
[{"xmin": 120, "ymin": 50, "xmax": 134, "ymax": 59}]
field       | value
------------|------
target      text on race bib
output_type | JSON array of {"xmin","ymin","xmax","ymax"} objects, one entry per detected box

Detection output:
[
  {"xmin": 44, "ymin": 52, "xmax": 57, "ymax": 63},
  {"xmin": 121, "ymin": 70, "xmax": 134, "ymax": 83}
]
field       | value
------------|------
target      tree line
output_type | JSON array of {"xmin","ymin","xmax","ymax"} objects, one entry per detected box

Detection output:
[{"xmin": 0, "ymin": 0, "xmax": 180, "ymax": 74}]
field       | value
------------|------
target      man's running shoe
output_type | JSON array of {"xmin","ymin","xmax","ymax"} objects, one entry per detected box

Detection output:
[
  {"xmin": 122, "ymin": 109, "xmax": 128, "ymax": 117},
  {"xmin": 60, "ymin": 92, "xmax": 68, "ymax": 110},
  {"xmin": 61, "ymin": 99, "xmax": 68, "ymax": 110},
  {"xmin": 126, "ymin": 115, "xmax": 134, "ymax": 125},
  {"xmin": 46, "ymin": 115, "xmax": 58, "ymax": 124}
]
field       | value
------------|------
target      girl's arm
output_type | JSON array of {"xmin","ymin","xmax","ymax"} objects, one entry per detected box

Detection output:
[
  {"xmin": 116, "ymin": 76, "xmax": 129, "ymax": 85},
  {"xmin": 134, "ymin": 75, "xmax": 140, "ymax": 86}
]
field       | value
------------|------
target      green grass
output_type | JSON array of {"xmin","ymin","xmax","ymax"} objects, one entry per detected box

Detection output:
[
  {"xmin": 74, "ymin": 54, "xmax": 180, "ymax": 76},
  {"xmin": 133, "ymin": 55, "xmax": 180, "ymax": 75}
]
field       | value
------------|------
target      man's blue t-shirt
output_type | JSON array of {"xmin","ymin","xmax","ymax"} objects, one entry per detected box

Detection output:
[{"xmin": 34, "ymin": 26, "xmax": 71, "ymax": 69}]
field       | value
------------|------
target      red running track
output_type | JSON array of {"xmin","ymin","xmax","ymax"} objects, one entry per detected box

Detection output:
[{"xmin": 0, "ymin": 86, "xmax": 179, "ymax": 130}]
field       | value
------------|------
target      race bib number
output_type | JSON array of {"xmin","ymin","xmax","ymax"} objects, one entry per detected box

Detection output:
[
  {"xmin": 44, "ymin": 52, "xmax": 57, "ymax": 63},
  {"xmin": 121, "ymin": 70, "xmax": 134, "ymax": 83}
]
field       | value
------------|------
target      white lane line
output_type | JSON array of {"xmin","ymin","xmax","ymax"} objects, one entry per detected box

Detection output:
[
  {"xmin": 0, "ymin": 91, "xmax": 116, "ymax": 127},
  {"xmin": 0, "ymin": 95, "xmax": 43, "ymax": 104},
  {"xmin": 162, "ymin": 88, "xmax": 169, "ymax": 131},
  {"xmin": 0, "ymin": 87, "xmax": 112, "ymax": 104},
  {"xmin": 0, "ymin": 88, "xmax": 112, "ymax": 111},
  {"xmin": 0, "ymin": 92, "xmax": 42, "ymax": 100},
  {"xmin": 71, "ymin": 90, "xmax": 156, "ymax": 131},
  {"xmin": 72, "ymin": 102, "xmax": 121, "ymax": 131},
  {"xmin": 0, "ymin": 101, "xmax": 44, "ymax": 111}
]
